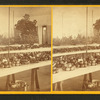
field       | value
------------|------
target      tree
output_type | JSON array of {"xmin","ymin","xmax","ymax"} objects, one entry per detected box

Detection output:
[
  {"xmin": 94, "ymin": 19, "xmax": 100, "ymax": 32},
  {"xmin": 93, "ymin": 19, "xmax": 100, "ymax": 43},
  {"xmin": 15, "ymin": 14, "xmax": 39, "ymax": 44}
]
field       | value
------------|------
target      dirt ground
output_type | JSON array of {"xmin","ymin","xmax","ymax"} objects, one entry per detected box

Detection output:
[{"xmin": 0, "ymin": 65, "xmax": 51, "ymax": 91}]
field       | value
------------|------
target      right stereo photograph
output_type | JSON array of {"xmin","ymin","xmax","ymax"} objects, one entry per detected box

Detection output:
[{"xmin": 53, "ymin": 7, "xmax": 100, "ymax": 91}]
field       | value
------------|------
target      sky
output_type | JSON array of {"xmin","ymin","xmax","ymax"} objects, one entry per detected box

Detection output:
[
  {"xmin": 0, "ymin": 7, "xmax": 51, "ymax": 37},
  {"xmin": 53, "ymin": 7, "xmax": 100, "ymax": 38}
]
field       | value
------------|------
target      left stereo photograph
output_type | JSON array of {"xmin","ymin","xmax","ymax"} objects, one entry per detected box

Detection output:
[{"xmin": 0, "ymin": 7, "xmax": 51, "ymax": 91}]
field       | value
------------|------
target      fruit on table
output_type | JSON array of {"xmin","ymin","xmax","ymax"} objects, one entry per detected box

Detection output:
[
  {"xmin": 0, "ymin": 51, "xmax": 51, "ymax": 68},
  {"xmin": 53, "ymin": 52, "xmax": 100, "ymax": 74}
]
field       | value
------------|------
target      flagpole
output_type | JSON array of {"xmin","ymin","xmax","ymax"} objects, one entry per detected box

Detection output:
[
  {"xmin": 62, "ymin": 13, "xmax": 63, "ymax": 38},
  {"xmin": 86, "ymin": 7, "xmax": 88, "ymax": 54},
  {"xmin": 8, "ymin": 7, "xmax": 10, "ymax": 66},
  {"xmin": 92, "ymin": 10, "xmax": 93, "ymax": 26},
  {"xmin": 92, "ymin": 10, "xmax": 94, "ymax": 36},
  {"xmin": 13, "ymin": 10, "xmax": 14, "ymax": 37}
]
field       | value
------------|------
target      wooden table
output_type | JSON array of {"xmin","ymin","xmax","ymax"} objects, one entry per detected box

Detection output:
[
  {"xmin": 0, "ymin": 47, "xmax": 51, "ymax": 54},
  {"xmin": 0, "ymin": 47, "xmax": 51, "ymax": 91},
  {"xmin": 53, "ymin": 65, "xmax": 100, "ymax": 91},
  {"xmin": 53, "ymin": 44, "xmax": 100, "ymax": 49},
  {"xmin": 53, "ymin": 49, "xmax": 100, "ymax": 57},
  {"xmin": 0, "ymin": 61, "xmax": 51, "ymax": 91},
  {"xmin": 53, "ymin": 47, "xmax": 100, "ymax": 91}
]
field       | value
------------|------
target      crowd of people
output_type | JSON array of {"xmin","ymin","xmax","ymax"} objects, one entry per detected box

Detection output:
[
  {"xmin": 53, "ymin": 45, "xmax": 100, "ymax": 54},
  {"xmin": 53, "ymin": 52, "xmax": 100, "ymax": 74},
  {"xmin": 0, "ymin": 51, "xmax": 51, "ymax": 68}
]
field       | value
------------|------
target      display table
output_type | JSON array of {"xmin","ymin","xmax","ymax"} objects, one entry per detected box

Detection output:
[
  {"xmin": 53, "ymin": 65, "xmax": 100, "ymax": 83},
  {"xmin": 53, "ymin": 44, "xmax": 100, "ymax": 49},
  {"xmin": 0, "ymin": 47, "xmax": 51, "ymax": 91},
  {"xmin": 53, "ymin": 46, "xmax": 100, "ymax": 91},
  {"xmin": 0, "ymin": 61, "xmax": 51, "ymax": 91},
  {"xmin": 0, "ymin": 47, "xmax": 51, "ymax": 54},
  {"xmin": 53, "ymin": 65, "xmax": 100, "ymax": 91},
  {"xmin": 53, "ymin": 49, "xmax": 100, "ymax": 57}
]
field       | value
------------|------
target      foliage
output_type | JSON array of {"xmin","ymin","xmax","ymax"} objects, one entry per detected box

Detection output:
[
  {"xmin": 15, "ymin": 19, "xmax": 37, "ymax": 36},
  {"xmin": 15, "ymin": 15, "xmax": 38, "ymax": 44},
  {"xmin": 53, "ymin": 34, "xmax": 94, "ymax": 46},
  {"xmin": 93, "ymin": 19, "xmax": 100, "ymax": 31},
  {"xmin": 0, "ymin": 35, "xmax": 14, "ymax": 45},
  {"xmin": 93, "ymin": 19, "xmax": 100, "ymax": 43}
]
